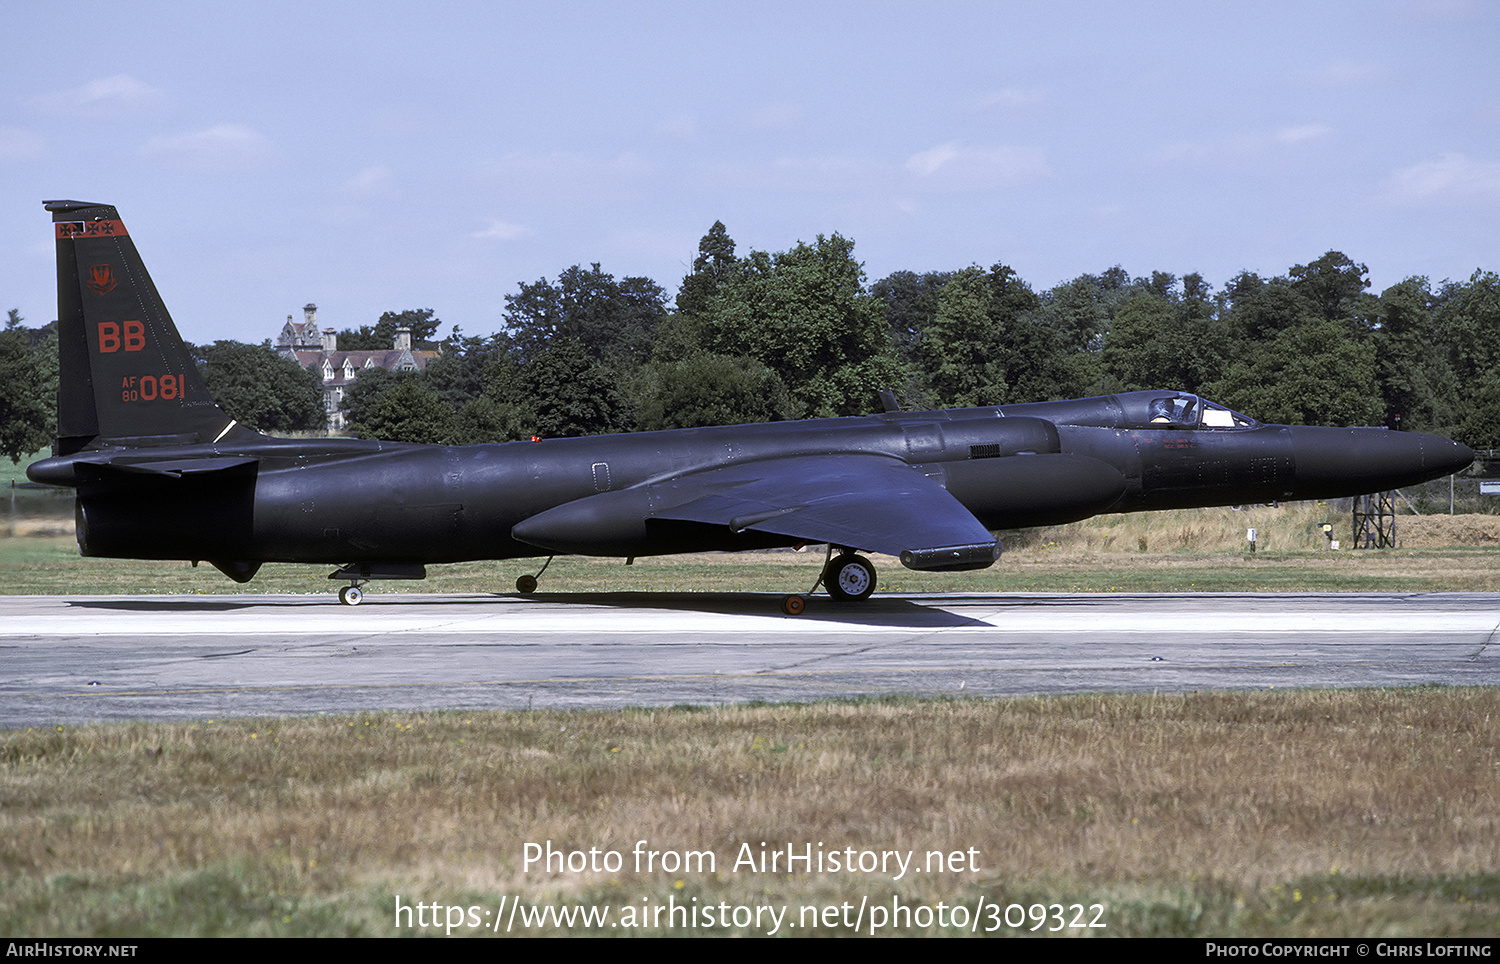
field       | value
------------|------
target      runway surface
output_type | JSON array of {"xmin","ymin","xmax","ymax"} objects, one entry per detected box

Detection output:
[{"xmin": 1, "ymin": 591, "xmax": 1496, "ymax": 726}]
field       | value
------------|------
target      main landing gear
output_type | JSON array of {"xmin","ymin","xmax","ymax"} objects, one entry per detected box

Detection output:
[
  {"xmin": 329, "ymin": 563, "xmax": 426, "ymax": 605},
  {"xmin": 824, "ymin": 551, "xmax": 877, "ymax": 601},
  {"xmin": 780, "ymin": 548, "xmax": 878, "ymax": 616}
]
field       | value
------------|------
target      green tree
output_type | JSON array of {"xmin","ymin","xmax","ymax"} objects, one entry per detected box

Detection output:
[
  {"xmin": 1289, "ymin": 251, "xmax": 1369, "ymax": 322},
  {"xmin": 340, "ymin": 367, "xmax": 398, "ymax": 436},
  {"xmin": 1430, "ymin": 270, "xmax": 1500, "ymax": 443},
  {"xmin": 695, "ymin": 234, "xmax": 904, "ymax": 417},
  {"xmin": 1201, "ymin": 318, "xmax": 1383, "ymax": 426},
  {"xmin": 517, "ymin": 338, "xmax": 631, "ymax": 438},
  {"xmin": 422, "ymin": 329, "xmax": 514, "ymax": 413},
  {"xmin": 343, "ymin": 370, "xmax": 455, "ymax": 443},
  {"xmin": 676, "ymin": 221, "xmax": 738, "ymax": 318},
  {"xmin": 919, "ymin": 263, "xmax": 1072, "ymax": 407},
  {"xmin": 337, "ymin": 308, "xmax": 443, "ymax": 351},
  {"xmin": 1365, "ymin": 277, "xmax": 1455, "ymax": 432},
  {"xmin": 506, "ymin": 265, "xmax": 665, "ymax": 369},
  {"xmin": 0, "ymin": 311, "xmax": 55, "ymax": 462},
  {"xmin": 1455, "ymin": 372, "xmax": 1500, "ymax": 450},
  {"xmin": 1031, "ymin": 269, "xmax": 1135, "ymax": 398},
  {"xmin": 1432, "ymin": 270, "xmax": 1500, "ymax": 383},
  {"xmin": 195, "ymin": 340, "xmax": 325, "ymax": 433},
  {"xmin": 921, "ymin": 267, "xmax": 1009, "ymax": 406},
  {"xmin": 871, "ymin": 270, "xmax": 953, "ymax": 360},
  {"xmin": 1101, "ymin": 278, "xmax": 1227, "ymax": 395},
  {"xmin": 1221, "ymin": 276, "xmax": 1314, "ymax": 346},
  {"xmin": 635, "ymin": 351, "xmax": 796, "ymax": 430},
  {"xmin": 452, "ymin": 393, "xmax": 529, "ymax": 444}
]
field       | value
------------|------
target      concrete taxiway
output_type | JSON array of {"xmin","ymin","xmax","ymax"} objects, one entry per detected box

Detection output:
[{"xmin": 0, "ymin": 592, "xmax": 1495, "ymax": 727}]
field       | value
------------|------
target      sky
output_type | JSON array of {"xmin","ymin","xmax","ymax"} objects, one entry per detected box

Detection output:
[{"xmin": 2, "ymin": 0, "xmax": 1498, "ymax": 346}]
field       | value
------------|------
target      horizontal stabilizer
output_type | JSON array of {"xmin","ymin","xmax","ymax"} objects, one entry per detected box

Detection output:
[
  {"xmin": 99, "ymin": 457, "xmax": 259, "ymax": 477},
  {"xmin": 28, "ymin": 453, "xmax": 258, "ymax": 485}
]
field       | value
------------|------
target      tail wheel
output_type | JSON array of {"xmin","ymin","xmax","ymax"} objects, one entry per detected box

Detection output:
[
  {"xmin": 338, "ymin": 585, "xmax": 363, "ymax": 606},
  {"xmin": 781, "ymin": 594, "xmax": 807, "ymax": 616},
  {"xmin": 824, "ymin": 553, "xmax": 876, "ymax": 601},
  {"xmin": 515, "ymin": 574, "xmax": 538, "ymax": 594}
]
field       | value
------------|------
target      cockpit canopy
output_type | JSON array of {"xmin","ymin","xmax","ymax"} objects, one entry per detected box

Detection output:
[
  {"xmin": 992, "ymin": 390, "xmax": 1261, "ymax": 430},
  {"xmin": 1133, "ymin": 393, "xmax": 1256, "ymax": 429}
]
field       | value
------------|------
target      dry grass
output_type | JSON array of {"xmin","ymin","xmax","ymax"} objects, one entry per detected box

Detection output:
[{"xmin": 3, "ymin": 690, "xmax": 1498, "ymax": 936}]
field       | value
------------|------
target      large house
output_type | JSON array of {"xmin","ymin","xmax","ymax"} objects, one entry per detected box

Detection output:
[{"xmin": 275, "ymin": 304, "xmax": 440, "ymax": 432}]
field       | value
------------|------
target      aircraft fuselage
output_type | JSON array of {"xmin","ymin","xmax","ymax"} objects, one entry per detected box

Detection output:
[{"xmin": 28, "ymin": 395, "xmax": 1468, "ymax": 568}]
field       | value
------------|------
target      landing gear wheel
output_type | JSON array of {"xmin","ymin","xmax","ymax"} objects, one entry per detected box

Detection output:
[
  {"xmin": 515, "ymin": 574, "xmax": 538, "ymax": 594},
  {"xmin": 781, "ymin": 594, "xmax": 806, "ymax": 616},
  {"xmin": 824, "ymin": 553, "xmax": 876, "ymax": 601},
  {"xmin": 338, "ymin": 585, "xmax": 363, "ymax": 606}
]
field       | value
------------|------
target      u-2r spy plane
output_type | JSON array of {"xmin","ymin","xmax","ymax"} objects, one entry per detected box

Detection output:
[{"xmin": 27, "ymin": 200, "xmax": 1475, "ymax": 611}]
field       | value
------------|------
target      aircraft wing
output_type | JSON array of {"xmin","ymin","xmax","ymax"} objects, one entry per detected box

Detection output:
[
  {"xmin": 512, "ymin": 453, "xmax": 1000, "ymax": 571},
  {"xmin": 654, "ymin": 454, "xmax": 993, "ymax": 555}
]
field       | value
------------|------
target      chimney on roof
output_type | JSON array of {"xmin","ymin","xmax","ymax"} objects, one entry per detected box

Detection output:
[
  {"xmin": 304, "ymin": 303, "xmax": 317, "ymax": 326},
  {"xmin": 322, "ymin": 328, "xmax": 337, "ymax": 352},
  {"xmin": 394, "ymin": 326, "xmax": 412, "ymax": 352}
]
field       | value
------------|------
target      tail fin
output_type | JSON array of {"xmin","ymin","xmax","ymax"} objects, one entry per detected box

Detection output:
[{"xmin": 45, "ymin": 200, "xmax": 248, "ymax": 453}]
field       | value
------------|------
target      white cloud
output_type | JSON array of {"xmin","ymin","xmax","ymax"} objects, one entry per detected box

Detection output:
[
  {"xmin": 0, "ymin": 127, "xmax": 46, "ymax": 163},
  {"xmin": 141, "ymin": 124, "xmax": 273, "ymax": 170},
  {"xmin": 741, "ymin": 103, "xmax": 801, "ymax": 130},
  {"xmin": 1155, "ymin": 124, "xmax": 1334, "ymax": 165},
  {"xmin": 34, "ymin": 74, "xmax": 166, "ymax": 116},
  {"xmin": 1308, "ymin": 61, "xmax": 1387, "ymax": 87},
  {"xmin": 771, "ymin": 154, "xmax": 884, "ymax": 189},
  {"xmin": 472, "ymin": 219, "xmax": 532, "ymax": 240},
  {"xmin": 1274, "ymin": 124, "xmax": 1333, "ymax": 144},
  {"xmin": 1395, "ymin": 0, "xmax": 1483, "ymax": 23},
  {"xmin": 1385, "ymin": 153, "xmax": 1500, "ymax": 204},
  {"xmin": 655, "ymin": 114, "xmax": 697, "ymax": 137},
  {"xmin": 478, "ymin": 151, "xmax": 651, "ymax": 181},
  {"xmin": 903, "ymin": 142, "xmax": 1049, "ymax": 189},
  {"xmin": 973, "ymin": 88, "xmax": 1044, "ymax": 111},
  {"xmin": 344, "ymin": 165, "xmax": 397, "ymax": 197},
  {"xmin": 475, "ymin": 151, "xmax": 652, "ymax": 203}
]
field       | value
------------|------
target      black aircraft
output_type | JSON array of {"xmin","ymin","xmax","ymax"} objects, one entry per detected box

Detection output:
[{"xmin": 27, "ymin": 200, "xmax": 1475, "ymax": 611}]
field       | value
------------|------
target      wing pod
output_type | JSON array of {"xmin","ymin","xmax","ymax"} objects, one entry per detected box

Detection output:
[{"xmin": 899, "ymin": 542, "xmax": 1003, "ymax": 572}]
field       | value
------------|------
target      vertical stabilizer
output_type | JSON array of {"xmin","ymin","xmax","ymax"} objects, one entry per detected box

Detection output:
[{"xmin": 45, "ymin": 200, "xmax": 241, "ymax": 451}]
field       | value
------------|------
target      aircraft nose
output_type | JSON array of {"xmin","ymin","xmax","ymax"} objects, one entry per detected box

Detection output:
[
  {"xmin": 1426, "ymin": 435, "xmax": 1477, "ymax": 478},
  {"xmin": 1290, "ymin": 426, "xmax": 1474, "ymax": 497}
]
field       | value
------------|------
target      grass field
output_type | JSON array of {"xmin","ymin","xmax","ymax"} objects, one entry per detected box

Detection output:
[{"xmin": 2, "ymin": 691, "xmax": 1497, "ymax": 936}]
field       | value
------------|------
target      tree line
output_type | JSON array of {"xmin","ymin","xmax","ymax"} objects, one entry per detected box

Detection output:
[{"xmin": 4, "ymin": 223, "xmax": 1499, "ymax": 463}]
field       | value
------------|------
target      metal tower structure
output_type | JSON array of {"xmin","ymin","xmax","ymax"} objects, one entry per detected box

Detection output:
[{"xmin": 1352, "ymin": 491, "xmax": 1396, "ymax": 549}]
